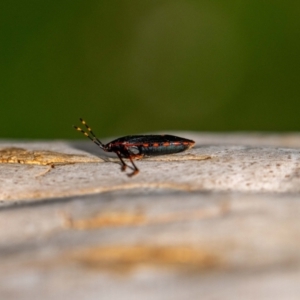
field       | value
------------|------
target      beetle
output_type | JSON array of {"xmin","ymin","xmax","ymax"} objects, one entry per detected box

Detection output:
[{"xmin": 73, "ymin": 118, "xmax": 195, "ymax": 177}]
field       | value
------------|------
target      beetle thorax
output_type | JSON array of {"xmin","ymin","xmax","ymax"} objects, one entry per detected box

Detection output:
[{"xmin": 105, "ymin": 143, "xmax": 113, "ymax": 151}]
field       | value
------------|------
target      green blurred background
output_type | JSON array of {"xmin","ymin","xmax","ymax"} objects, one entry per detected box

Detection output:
[{"xmin": 1, "ymin": 1, "xmax": 300, "ymax": 139}]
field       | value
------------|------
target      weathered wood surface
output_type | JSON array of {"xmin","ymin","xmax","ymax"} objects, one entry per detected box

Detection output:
[{"xmin": 1, "ymin": 133, "xmax": 300, "ymax": 300}]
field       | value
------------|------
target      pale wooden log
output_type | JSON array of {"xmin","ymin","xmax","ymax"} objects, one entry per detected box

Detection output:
[{"xmin": 0, "ymin": 134, "xmax": 300, "ymax": 300}]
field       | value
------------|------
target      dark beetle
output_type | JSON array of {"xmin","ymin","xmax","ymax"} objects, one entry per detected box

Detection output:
[{"xmin": 73, "ymin": 118, "xmax": 195, "ymax": 177}]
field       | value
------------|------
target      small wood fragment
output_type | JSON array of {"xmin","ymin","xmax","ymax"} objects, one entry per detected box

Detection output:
[{"xmin": 0, "ymin": 147, "xmax": 101, "ymax": 166}]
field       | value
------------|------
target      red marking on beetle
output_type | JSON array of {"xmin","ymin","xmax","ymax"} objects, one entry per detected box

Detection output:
[{"xmin": 73, "ymin": 118, "xmax": 195, "ymax": 177}]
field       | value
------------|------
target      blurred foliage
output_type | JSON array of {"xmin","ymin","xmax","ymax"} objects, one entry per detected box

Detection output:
[{"xmin": 1, "ymin": 1, "xmax": 300, "ymax": 139}]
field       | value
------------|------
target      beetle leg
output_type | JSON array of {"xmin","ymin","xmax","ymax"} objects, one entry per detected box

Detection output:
[
  {"xmin": 115, "ymin": 148, "xmax": 140, "ymax": 177},
  {"xmin": 127, "ymin": 155, "xmax": 139, "ymax": 177},
  {"xmin": 118, "ymin": 148, "xmax": 140, "ymax": 177},
  {"xmin": 125, "ymin": 148, "xmax": 142, "ymax": 177},
  {"xmin": 115, "ymin": 151, "xmax": 132, "ymax": 172}
]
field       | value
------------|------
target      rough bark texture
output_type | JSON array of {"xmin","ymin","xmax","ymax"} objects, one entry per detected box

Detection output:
[{"xmin": 1, "ymin": 133, "xmax": 300, "ymax": 300}]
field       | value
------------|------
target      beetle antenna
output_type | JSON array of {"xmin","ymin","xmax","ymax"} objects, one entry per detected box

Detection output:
[
  {"xmin": 73, "ymin": 118, "xmax": 105, "ymax": 149},
  {"xmin": 79, "ymin": 118, "xmax": 105, "ymax": 146}
]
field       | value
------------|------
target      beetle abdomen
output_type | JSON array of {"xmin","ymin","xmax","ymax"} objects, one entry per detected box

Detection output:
[{"xmin": 139, "ymin": 143, "xmax": 190, "ymax": 156}]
